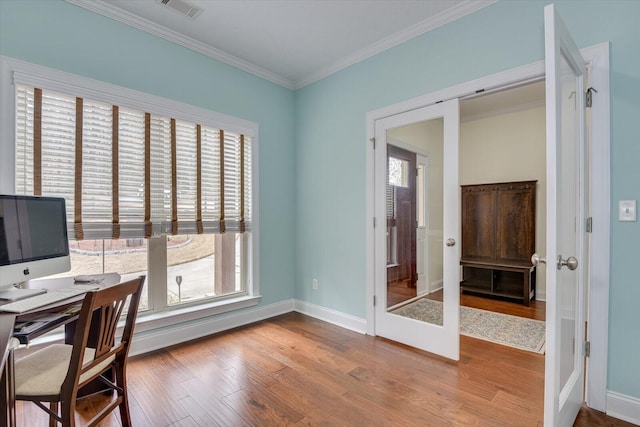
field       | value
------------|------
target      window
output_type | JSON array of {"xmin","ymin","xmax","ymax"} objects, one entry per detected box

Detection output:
[
  {"xmin": 387, "ymin": 157, "xmax": 409, "ymax": 188},
  {"xmin": 6, "ymin": 60, "xmax": 259, "ymax": 317},
  {"xmin": 166, "ymin": 233, "xmax": 245, "ymax": 305}
]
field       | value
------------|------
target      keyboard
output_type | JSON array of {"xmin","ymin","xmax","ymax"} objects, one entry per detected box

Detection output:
[{"xmin": 0, "ymin": 285, "xmax": 100, "ymax": 313}]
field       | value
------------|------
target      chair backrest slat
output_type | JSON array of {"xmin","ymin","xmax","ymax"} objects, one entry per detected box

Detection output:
[{"xmin": 62, "ymin": 276, "xmax": 145, "ymax": 398}]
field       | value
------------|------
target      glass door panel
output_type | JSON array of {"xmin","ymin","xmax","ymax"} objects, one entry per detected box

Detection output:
[{"xmin": 386, "ymin": 118, "xmax": 444, "ymax": 330}]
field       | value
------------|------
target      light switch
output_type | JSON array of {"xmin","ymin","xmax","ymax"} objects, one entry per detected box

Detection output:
[{"xmin": 619, "ymin": 200, "xmax": 637, "ymax": 222}]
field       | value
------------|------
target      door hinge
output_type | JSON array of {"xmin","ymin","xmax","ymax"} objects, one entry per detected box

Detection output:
[
  {"xmin": 586, "ymin": 216, "xmax": 593, "ymax": 233},
  {"xmin": 370, "ymin": 137, "xmax": 376, "ymax": 149},
  {"xmin": 585, "ymin": 341, "xmax": 591, "ymax": 357},
  {"xmin": 373, "ymin": 295, "xmax": 376, "ymax": 306},
  {"xmin": 586, "ymin": 87, "xmax": 597, "ymax": 108},
  {"xmin": 373, "ymin": 217, "xmax": 376, "ymax": 228}
]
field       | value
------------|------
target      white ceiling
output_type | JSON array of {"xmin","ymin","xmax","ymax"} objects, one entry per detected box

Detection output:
[{"xmin": 67, "ymin": 0, "xmax": 495, "ymax": 89}]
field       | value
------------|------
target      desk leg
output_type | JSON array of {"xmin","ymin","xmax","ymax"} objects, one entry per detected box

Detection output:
[{"xmin": 1, "ymin": 348, "xmax": 16, "ymax": 427}]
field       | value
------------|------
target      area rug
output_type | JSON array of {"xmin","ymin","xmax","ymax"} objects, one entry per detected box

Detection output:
[{"xmin": 392, "ymin": 299, "xmax": 546, "ymax": 354}]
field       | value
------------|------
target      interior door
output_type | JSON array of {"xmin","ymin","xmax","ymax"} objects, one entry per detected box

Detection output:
[
  {"xmin": 374, "ymin": 99, "xmax": 460, "ymax": 360},
  {"xmin": 543, "ymin": 4, "xmax": 587, "ymax": 426}
]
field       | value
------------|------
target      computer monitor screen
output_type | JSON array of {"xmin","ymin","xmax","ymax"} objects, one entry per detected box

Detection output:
[{"xmin": 0, "ymin": 195, "xmax": 70, "ymax": 295}]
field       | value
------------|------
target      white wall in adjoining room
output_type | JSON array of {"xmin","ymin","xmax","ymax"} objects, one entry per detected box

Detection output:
[{"xmin": 459, "ymin": 106, "xmax": 546, "ymax": 299}]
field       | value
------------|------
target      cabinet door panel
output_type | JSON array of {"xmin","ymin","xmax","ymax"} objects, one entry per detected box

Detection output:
[
  {"xmin": 461, "ymin": 188, "xmax": 496, "ymax": 262},
  {"xmin": 495, "ymin": 183, "xmax": 536, "ymax": 264}
]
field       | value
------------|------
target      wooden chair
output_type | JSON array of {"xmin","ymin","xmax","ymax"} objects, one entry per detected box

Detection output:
[{"xmin": 13, "ymin": 276, "xmax": 145, "ymax": 426}]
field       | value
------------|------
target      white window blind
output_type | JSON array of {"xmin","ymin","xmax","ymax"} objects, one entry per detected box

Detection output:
[{"xmin": 14, "ymin": 84, "xmax": 252, "ymax": 240}]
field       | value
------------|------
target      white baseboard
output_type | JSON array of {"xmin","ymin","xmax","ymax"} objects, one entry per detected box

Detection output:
[
  {"xmin": 294, "ymin": 299, "xmax": 367, "ymax": 334},
  {"xmin": 430, "ymin": 280, "xmax": 443, "ymax": 293},
  {"xmin": 606, "ymin": 391, "xmax": 640, "ymax": 425},
  {"xmin": 129, "ymin": 299, "xmax": 295, "ymax": 356},
  {"xmin": 536, "ymin": 290, "xmax": 546, "ymax": 302},
  {"xmin": 129, "ymin": 298, "xmax": 367, "ymax": 358}
]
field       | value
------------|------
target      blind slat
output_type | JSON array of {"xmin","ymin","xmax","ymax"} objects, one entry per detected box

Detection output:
[{"xmin": 14, "ymin": 84, "xmax": 252, "ymax": 240}]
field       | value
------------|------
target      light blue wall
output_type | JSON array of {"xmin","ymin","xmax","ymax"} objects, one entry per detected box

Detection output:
[
  {"xmin": 295, "ymin": 0, "xmax": 640, "ymax": 399},
  {"xmin": 0, "ymin": 0, "xmax": 296, "ymax": 305}
]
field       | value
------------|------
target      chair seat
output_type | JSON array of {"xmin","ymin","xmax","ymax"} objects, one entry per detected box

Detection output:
[{"xmin": 15, "ymin": 343, "xmax": 114, "ymax": 397}]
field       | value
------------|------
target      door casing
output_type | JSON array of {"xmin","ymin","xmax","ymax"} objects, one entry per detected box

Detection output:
[{"xmin": 365, "ymin": 42, "xmax": 610, "ymax": 411}]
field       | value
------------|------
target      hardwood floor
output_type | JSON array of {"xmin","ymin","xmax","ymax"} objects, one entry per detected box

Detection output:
[
  {"xmin": 386, "ymin": 279, "xmax": 416, "ymax": 308},
  {"xmin": 426, "ymin": 290, "xmax": 546, "ymax": 321},
  {"xmin": 13, "ymin": 312, "xmax": 632, "ymax": 426}
]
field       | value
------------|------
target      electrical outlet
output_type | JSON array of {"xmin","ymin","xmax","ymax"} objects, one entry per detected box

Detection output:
[
  {"xmin": 313, "ymin": 279, "xmax": 318, "ymax": 290},
  {"xmin": 619, "ymin": 200, "xmax": 637, "ymax": 222}
]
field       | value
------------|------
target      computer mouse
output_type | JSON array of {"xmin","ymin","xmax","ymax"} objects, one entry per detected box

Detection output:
[{"xmin": 73, "ymin": 275, "xmax": 92, "ymax": 283}]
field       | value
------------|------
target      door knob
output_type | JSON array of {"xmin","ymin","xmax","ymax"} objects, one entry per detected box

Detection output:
[
  {"xmin": 531, "ymin": 253, "xmax": 546, "ymax": 266},
  {"xmin": 446, "ymin": 238, "xmax": 456, "ymax": 247},
  {"xmin": 557, "ymin": 255, "xmax": 578, "ymax": 271}
]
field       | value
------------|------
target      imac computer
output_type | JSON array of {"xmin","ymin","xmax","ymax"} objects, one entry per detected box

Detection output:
[{"xmin": 0, "ymin": 194, "xmax": 71, "ymax": 300}]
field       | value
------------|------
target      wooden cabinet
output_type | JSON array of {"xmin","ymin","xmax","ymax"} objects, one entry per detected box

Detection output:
[{"xmin": 460, "ymin": 181, "xmax": 537, "ymax": 306}]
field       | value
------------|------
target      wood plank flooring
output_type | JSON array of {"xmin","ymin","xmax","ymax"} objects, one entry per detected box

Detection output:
[
  {"xmin": 13, "ymin": 312, "xmax": 632, "ymax": 427},
  {"xmin": 387, "ymin": 279, "xmax": 416, "ymax": 308},
  {"xmin": 428, "ymin": 290, "xmax": 546, "ymax": 321}
]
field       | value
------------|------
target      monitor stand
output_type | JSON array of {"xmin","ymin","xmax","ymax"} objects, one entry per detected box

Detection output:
[{"xmin": 0, "ymin": 285, "xmax": 46, "ymax": 301}]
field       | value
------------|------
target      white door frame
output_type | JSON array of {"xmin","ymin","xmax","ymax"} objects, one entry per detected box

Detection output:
[
  {"xmin": 365, "ymin": 42, "xmax": 610, "ymax": 411},
  {"xmin": 416, "ymin": 153, "xmax": 429, "ymax": 297}
]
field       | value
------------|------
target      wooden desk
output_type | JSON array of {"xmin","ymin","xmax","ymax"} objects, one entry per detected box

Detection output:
[{"xmin": 0, "ymin": 273, "xmax": 120, "ymax": 427}]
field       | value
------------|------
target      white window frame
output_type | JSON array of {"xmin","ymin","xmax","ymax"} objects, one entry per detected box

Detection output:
[{"xmin": 0, "ymin": 56, "xmax": 261, "ymax": 327}]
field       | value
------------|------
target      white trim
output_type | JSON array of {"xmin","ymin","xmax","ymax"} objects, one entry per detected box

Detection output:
[
  {"xmin": 536, "ymin": 290, "xmax": 547, "ymax": 302},
  {"xmin": 23, "ymin": 297, "xmax": 289, "ymax": 355},
  {"xmin": 429, "ymin": 280, "xmax": 444, "ymax": 294},
  {"xmin": 368, "ymin": 66, "xmax": 547, "ymax": 125},
  {"xmin": 2, "ymin": 56, "xmax": 258, "ymax": 136},
  {"xmin": 296, "ymin": 0, "xmax": 497, "ymax": 89},
  {"xmin": 294, "ymin": 299, "xmax": 367, "ymax": 334},
  {"xmin": 133, "ymin": 295, "xmax": 262, "ymax": 334},
  {"xmin": 130, "ymin": 299, "xmax": 294, "ymax": 356},
  {"xmin": 64, "ymin": 0, "xmax": 295, "ymax": 90},
  {"xmin": 606, "ymin": 391, "xmax": 640, "ymax": 425},
  {"xmin": 365, "ymin": 41, "xmax": 610, "ymax": 409},
  {"xmin": 583, "ymin": 42, "xmax": 611, "ymax": 413},
  {"xmin": 387, "ymin": 135, "xmax": 430, "ymax": 157},
  {"xmin": 64, "ymin": 0, "xmax": 495, "ymax": 90}
]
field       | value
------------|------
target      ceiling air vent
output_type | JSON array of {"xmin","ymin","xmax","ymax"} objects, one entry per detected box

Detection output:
[{"xmin": 156, "ymin": 0, "xmax": 202, "ymax": 19}]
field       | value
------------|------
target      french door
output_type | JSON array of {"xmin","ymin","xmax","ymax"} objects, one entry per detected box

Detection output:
[
  {"xmin": 542, "ymin": 4, "xmax": 588, "ymax": 426},
  {"xmin": 374, "ymin": 99, "xmax": 460, "ymax": 360}
]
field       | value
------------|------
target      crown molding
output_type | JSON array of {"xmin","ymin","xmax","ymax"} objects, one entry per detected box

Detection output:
[
  {"xmin": 66, "ymin": 0, "xmax": 496, "ymax": 91},
  {"xmin": 65, "ymin": 0, "xmax": 296, "ymax": 89},
  {"xmin": 294, "ymin": 0, "xmax": 497, "ymax": 89}
]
